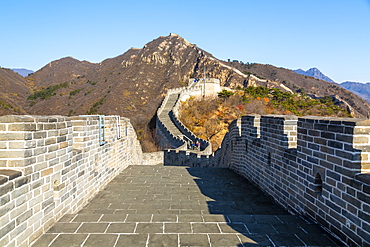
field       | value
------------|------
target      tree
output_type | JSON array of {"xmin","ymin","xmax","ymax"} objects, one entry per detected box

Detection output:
[{"xmin": 218, "ymin": 89, "xmax": 234, "ymax": 99}]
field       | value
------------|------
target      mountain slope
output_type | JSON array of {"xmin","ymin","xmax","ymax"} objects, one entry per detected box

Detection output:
[
  {"xmin": 228, "ymin": 62, "xmax": 370, "ymax": 118},
  {"xmin": 23, "ymin": 34, "xmax": 254, "ymax": 150},
  {"xmin": 293, "ymin": 67, "xmax": 334, "ymax": 83},
  {"xmin": 341, "ymin": 81, "xmax": 370, "ymax": 103},
  {"xmin": 1, "ymin": 33, "xmax": 370, "ymax": 151},
  {"xmin": 0, "ymin": 68, "xmax": 31, "ymax": 115}
]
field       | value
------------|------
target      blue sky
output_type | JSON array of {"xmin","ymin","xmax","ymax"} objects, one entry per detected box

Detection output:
[{"xmin": 1, "ymin": 0, "xmax": 369, "ymax": 83}]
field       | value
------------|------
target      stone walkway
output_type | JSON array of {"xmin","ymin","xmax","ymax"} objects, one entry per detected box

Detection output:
[{"xmin": 32, "ymin": 166, "xmax": 343, "ymax": 246}]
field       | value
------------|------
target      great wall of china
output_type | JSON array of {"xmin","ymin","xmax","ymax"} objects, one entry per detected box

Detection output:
[
  {"xmin": 157, "ymin": 80, "xmax": 370, "ymax": 246},
  {"xmin": 0, "ymin": 79, "xmax": 369, "ymax": 246},
  {"xmin": 0, "ymin": 115, "xmax": 162, "ymax": 246}
]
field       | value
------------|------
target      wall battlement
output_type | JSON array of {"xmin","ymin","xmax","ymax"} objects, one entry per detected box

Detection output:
[
  {"xmin": 164, "ymin": 114, "xmax": 370, "ymax": 246},
  {"xmin": 0, "ymin": 115, "xmax": 144, "ymax": 247}
]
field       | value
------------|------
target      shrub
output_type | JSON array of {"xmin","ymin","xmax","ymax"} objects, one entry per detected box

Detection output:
[
  {"xmin": 69, "ymin": 88, "xmax": 84, "ymax": 98},
  {"xmin": 27, "ymin": 82, "xmax": 68, "ymax": 100}
]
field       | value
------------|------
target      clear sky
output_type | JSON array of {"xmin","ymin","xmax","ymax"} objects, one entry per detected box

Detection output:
[{"xmin": 1, "ymin": 0, "xmax": 369, "ymax": 83}]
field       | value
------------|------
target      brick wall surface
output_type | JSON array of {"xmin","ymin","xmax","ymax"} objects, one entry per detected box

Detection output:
[
  {"xmin": 164, "ymin": 114, "xmax": 370, "ymax": 246},
  {"xmin": 0, "ymin": 115, "xmax": 143, "ymax": 247},
  {"xmin": 225, "ymin": 115, "xmax": 370, "ymax": 247}
]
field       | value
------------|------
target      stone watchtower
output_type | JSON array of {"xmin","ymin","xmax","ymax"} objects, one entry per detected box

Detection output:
[{"xmin": 188, "ymin": 78, "xmax": 222, "ymax": 97}]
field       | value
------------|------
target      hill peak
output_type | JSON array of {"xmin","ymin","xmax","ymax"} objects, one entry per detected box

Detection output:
[{"xmin": 293, "ymin": 67, "xmax": 334, "ymax": 83}]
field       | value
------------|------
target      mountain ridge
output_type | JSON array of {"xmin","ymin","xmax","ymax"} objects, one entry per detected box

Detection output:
[
  {"xmin": 340, "ymin": 81, "xmax": 370, "ymax": 103},
  {"xmin": 0, "ymin": 33, "xmax": 370, "ymax": 151},
  {"xmin": 293, "ymin": 67, "xmax": 334, "ymax": 83}
]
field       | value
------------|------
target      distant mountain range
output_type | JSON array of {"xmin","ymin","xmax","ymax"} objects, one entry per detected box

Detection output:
[
  {"xmin": 293, "ymin": 68, "xmax": 370, "ymax": 103},
  {"xmin": 11, "ymin": 68, "xmax": 34, "ymax": 77},
  {"xmin": 340, "ymin": 81, "xmax": 370, "ymax": 103},
  {"xmin": 1, "ymin": 34, "xmax": 370, "ymax": 151},
  {"xmin": 293, "ymin": 68, "xmax": 334, "ymax": 83}
]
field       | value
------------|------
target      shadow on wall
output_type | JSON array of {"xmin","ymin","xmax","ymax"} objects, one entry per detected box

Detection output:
[
  {"xmin": 222, "ymin": 115, "xmax": 369, "ymax": 246},
  {"xmin": 163, "ymin": 114, "xmax": 370, "ymax": 246}
]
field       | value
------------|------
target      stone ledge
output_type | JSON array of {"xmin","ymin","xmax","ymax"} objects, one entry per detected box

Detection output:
[
  {"xmin": 0, "ymin": 177, "xmax": 29, "ymax": 197},
  {"xmin": 0, "ymin": 169, "xmax": 22, "ymax": 185},
  {"xmin": 355, "ymin": 173, "xmax": 370, "ymax": 185}
]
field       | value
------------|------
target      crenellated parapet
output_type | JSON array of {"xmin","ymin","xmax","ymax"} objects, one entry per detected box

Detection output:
[
  {"xmin": 0, "ymin": 115, "xmax": 144, "ymax": 247},
  {"xmin": 164, "ymin": 114, "xmax": 370, "ymax": 246}
]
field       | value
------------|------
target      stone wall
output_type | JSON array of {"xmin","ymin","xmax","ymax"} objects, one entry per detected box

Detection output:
[
  {"xmin": 0, "ymin": 115, "xmax": 143, "ymax": 247},
  {"xmin": 227, "ymin": 115, "xmax": 370, "ymax": 246},
  {"xmin": 142, "ymin": 151, "xmax": 164, "ymax": 166},
  {"xmin": 156, "ymin": 84, "xmax": 214, "ymax": 153},
  {"xmin": 164, "ymin": 114, "xmax": 370, "ymax": 246}
]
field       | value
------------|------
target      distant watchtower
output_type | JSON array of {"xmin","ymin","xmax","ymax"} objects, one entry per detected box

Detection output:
[{"xmin": 188, "ymin": 78, "xmax": 221, "ymax": 97}]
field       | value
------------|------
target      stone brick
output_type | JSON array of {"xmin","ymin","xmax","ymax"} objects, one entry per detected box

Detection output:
[
  {"xmin": 0, "ymin": 124, "xmax": 6, "ymax": 131},
  {"xmin": 328, "ymin": 125, "xmax": 344, "ymax": 133},
  {"xmin": 335, "ymin": 165, "xmax": 358, "ymax": 178},
  {"xmin": 44, "ymin": 123, "xmax": 57, "ymax": 130},
  {"xmin": 354, "ymin": 127, "xmax": 370, "ymax": 135},
  {"xmin": 308, "ymin": 130, "xmax": 320, "ymax": 136},
  {"xmin": 314, "ymin": 124, "xmax": 328, "ymax": 131},
  {"xmin": 358, "ymin": 191, "xmax": 370, "ymax": 204},
  {"xmin": 14, "ymin": 177, "xmax": 29, "ymax": 189},
  {"xmin": 353, "ymin": 136, "xmax": 370, "ymax": 144},
  {"xmin": 0, "ymin": 116, "xmax": 35, "ymax": 123},
  {"xmin": 15, "ymin": 209, "xmax": 33, "ymax": 225},
  {"xmin": 33, "ymin": 132, "xmax": 46, "ymax": 139},
  {"xmin": 8, "ymin": 123, "xmax": 37, "ymax": 132},
  {"xmin": 327, "ymin": 140, "xmax": 343, "ymax": 149},
  {"xmin": 314, "ymin": 137, "xmax": 327, "ymax": 145},
  {"xmin": 308, "ymin": 143, "xmax": 320, "ymax": 150},
  {"xmin": 41, "ymin": 168, "xmax": 53, "ymax": 177},
  {"xmin": 358, "ymin": 228, "xmax": 370, "ymax": 243},
  {"xmin": 0, "ymin": 220, "xmax": 15, "ymax": 239},
  {"xmin": 336, "ymin": 150, "xmax": 361, "ymax": 161},
  {"xmin": 0, "ymin": 194, "xmax": 10, "ymax": 205},
  {"xmin": 42, "ymin": 197, "xmax": 54, "ymax": 209},
  {"xmin": 0, "ymin": 150, "xmax": 24, "ymax": 159},
  {"xmin": 0, "ymin": 182, "xmax": 13, "ymax": 197},
  {"xmin": 47, "ymin": 144, "xmax": 59, "ymax": 152},
  {"xmin": 45, "ymin": 138, "xmax": 56, "ymax": 145},
  {"xmin": 327, "ymin": 170, "xmax": 341, "ymax": 181}
]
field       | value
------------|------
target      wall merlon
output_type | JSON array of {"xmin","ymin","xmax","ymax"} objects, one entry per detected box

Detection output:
[{"xmin": 163, "ymin": 113, "xmax": 370, "ymax": 246}]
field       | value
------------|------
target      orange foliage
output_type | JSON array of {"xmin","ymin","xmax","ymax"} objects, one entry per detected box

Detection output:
[{"xmin": 263, "ymin": 97, "xmax": 269, "ymax": 103}]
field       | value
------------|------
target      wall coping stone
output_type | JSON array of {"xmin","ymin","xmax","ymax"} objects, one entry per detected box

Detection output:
[
  {"xmin": 0, "ymin": 169, "xmax": 22, "ymax": 184},
  {"xmin": 355, "ymin": 173, "xmax": 370, "ymax": 185}
]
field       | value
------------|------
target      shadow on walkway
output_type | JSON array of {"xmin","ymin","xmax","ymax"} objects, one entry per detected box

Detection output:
[{"xmin": 186, "ymin": 167, "xmax": 344, "ymax": 246}]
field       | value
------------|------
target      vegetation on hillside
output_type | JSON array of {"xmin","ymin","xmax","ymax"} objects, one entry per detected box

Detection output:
[
  {"xmin": 0, "ymin": 100, "xmax": 18, "ymax": 112},
  {"xmin": 179, "ymin": 86, "xmax": 352, "ymax": 151},
  {"xmin": 27, "ymin": 82, "xmax": 68, "ymax": 101}
]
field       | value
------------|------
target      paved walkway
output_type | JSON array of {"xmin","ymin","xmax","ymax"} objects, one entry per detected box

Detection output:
[{"xmin": 33, "ymin": 166, "xmax": 343, "ymax": 246}]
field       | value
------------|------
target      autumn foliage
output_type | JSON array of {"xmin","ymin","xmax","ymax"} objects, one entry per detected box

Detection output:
[{"xmin": 179, "ymin": 86, "xmax": 352, "ymax": 151}]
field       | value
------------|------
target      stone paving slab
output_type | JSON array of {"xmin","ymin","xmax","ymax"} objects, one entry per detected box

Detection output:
[{"xmin": 32, "ymin": 165, "xmax": 344, "ymax": 246}]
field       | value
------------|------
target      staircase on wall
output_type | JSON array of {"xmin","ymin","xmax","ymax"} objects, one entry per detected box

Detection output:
[
  {"xmin": 158, "ymin": 93, "xmax": 184, "ymax": 140},
  {"xmin": 156, "ymin": 79, "xmax": 223, "ymax": 154}
]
